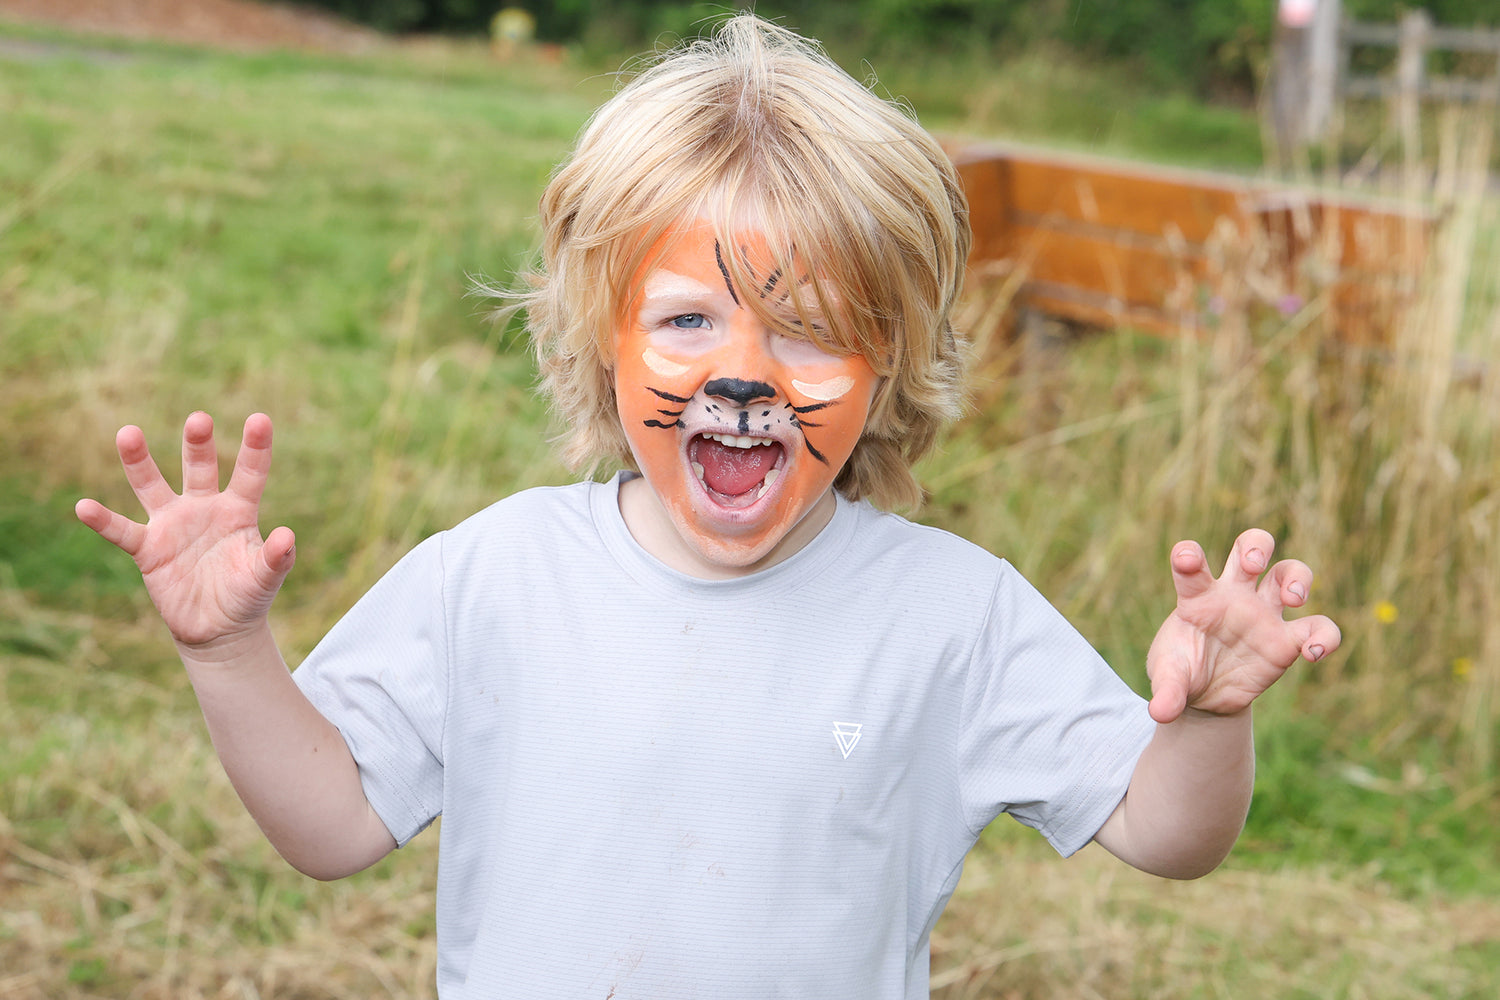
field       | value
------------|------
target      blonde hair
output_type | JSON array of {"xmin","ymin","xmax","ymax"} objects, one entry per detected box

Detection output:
[{"xmin": 515, "ymin": 13, "xmax": 970, "ymax": 511}]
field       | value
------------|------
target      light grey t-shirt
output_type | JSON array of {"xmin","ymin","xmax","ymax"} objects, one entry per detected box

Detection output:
[{"xmin": 293, "ymin": 475, "xmax": 1155, "ymax": 998}]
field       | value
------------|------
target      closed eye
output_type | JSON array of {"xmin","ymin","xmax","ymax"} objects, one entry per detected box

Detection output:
[
  {"xmin": 771, "ymin": 328, "xmax": 844, "ymax": 366},
  {"xmin": 775, "ymin": 321, "xmax": 828, "ymax": 342}
]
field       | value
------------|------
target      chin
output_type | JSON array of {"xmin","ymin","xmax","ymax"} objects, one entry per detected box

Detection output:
[{"xmin": 668, "ymin": 504, "xmax": 801, "ymax": 573}]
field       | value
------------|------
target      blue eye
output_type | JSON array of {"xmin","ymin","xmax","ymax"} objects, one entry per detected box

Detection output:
[{"xmin": 670, "ymin": 314, "xmax": 708, "ymax": 329}]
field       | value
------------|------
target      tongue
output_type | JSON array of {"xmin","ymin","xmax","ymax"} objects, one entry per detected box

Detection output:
[{"xmin": 698, "ymin": 439, "xmax": 779, "ymax": 497}]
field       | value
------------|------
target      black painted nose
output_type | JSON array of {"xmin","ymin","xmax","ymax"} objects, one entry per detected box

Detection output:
[{"xmin": 705, "ymin": 378, "xmax": 777, "ymax": 407}]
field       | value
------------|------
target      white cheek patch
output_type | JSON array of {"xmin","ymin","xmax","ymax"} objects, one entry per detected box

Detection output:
[
  {"xmin": 642, "ymin": 347, "xmax": 690, "ymax": 378},
  {"xmin": 792, "ymin": 375, "xmax": 855, "ymax": 401}
]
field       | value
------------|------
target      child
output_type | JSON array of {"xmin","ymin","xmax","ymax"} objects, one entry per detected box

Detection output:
[{"xmin": 76, "ymin": 14, "xmax": 1340, "ymax": 999}]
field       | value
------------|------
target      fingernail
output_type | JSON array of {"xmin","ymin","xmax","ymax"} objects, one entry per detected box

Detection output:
[
  {"xmin": 1307, "ymin": 644, "xmax": 1325, "ymax": 661},
  {"xmin": 1247, "ymin": 548, "xmax": 1267, "ymax": 571},
  {"xmin": 1290, "ymin": 582, "xmax": 1307, "ymax": 602}
]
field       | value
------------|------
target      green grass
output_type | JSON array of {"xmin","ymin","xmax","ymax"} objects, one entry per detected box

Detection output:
[
  {"xmin": 2, "ymin": 20, "xmax": 1497, "ymax": 999},
  {"xmin": 864, "ymin": 41, "xmax": 1266, "ymax": 171},
  {"xmin": 1, "ymin": 33, "xmax": 590, "ymax": 609}
]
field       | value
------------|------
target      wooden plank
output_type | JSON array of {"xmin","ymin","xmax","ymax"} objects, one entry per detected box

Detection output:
[
  {"xmin": 948, "ymin": 141, "xmax": 1432, "ymax": 345},
  {"xmin": 1003, "ymin": 158, "xmax": 1249, "ymax": 244},
  {"xmin": 1345, "ymin": 22, "xmax": 1401, "ymax": 45},
  {"xmin": 1343, "ymin": 77, "xmax": 1397, "ymax": 98},
  {"xmin": 1022, "ymin": 283, "xmax": 1182, "ymax": 336},
  {"xmin": 1008, "ymin": 223, "xmax": 1208, "ymax": 310},
  {"xmin": 1426, "ymin": 77, "xmax": 1500, "ymax": 101},
  {"xmin": 952, "ymin": 155, "xmax": 1015, "ymax": 261},
  {"xmin": 1427, "ymin": 25, "xmax": 1500, "ymax": 51},
  {"xmin": 1250, "ymin": 192, "xmax": 1429, "ymax": 274}
]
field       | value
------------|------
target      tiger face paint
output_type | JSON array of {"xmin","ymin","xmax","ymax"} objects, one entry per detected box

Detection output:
[{"xmin": 614, "ymin": 219, "xmax": 878, "ymax": 577}]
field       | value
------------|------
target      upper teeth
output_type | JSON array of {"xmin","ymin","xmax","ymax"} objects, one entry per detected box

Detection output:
[{"xmin": 704, "ymin": 433, "xmax": 772, "ymax": 449}]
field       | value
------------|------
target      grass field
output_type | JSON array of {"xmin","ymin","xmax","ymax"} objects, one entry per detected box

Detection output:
[{"xmin": 2, "ymin": 19, "xmax": 1498, "ymax": 999}]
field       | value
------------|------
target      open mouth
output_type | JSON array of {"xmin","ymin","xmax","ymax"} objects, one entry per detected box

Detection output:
[{"xmin": 688, "ymin": 432, "xmax": 785, "ymax": 508}]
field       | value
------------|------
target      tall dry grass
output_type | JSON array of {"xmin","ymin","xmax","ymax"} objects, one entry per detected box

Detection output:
[
  {"xmin": 918, "ymin": 101, "xmax": 1500, "ymax": 1000},
  {"xmin": 931, "ymin": 828, "xmax": 1500, "ymax": 999},
  {"xmin": 933, "ymin": 103, "xmax": 1500, "ymax": 796},
  {"xmin": 0, "ymin": 592, "xmax": 443, "ymax": 999}
]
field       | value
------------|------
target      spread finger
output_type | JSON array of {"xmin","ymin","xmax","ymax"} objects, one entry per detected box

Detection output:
[
  {"xmin": 181, "ymin": 411, "xmax": 221, "ymax": 496},
  {"xmin": 1225, "ymin": 528, "xmax": 1275, "ymax": 586},
  {"xmin": 117, "ymin": 425, "xmax": 177, "ymax": 514}
]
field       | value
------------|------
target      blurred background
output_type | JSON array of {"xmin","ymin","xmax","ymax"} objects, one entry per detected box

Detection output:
[{"xmin": 1, "ymin": 1, "xmax": 1497, "ymax": 997}]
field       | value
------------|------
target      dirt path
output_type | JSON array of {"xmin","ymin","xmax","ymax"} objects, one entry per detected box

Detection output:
[{"xmin": 0, "ymin": 0, "xmax": 381, "ymax": 53}]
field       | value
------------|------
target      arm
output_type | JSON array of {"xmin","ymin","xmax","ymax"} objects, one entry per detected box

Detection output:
[
  {"xmin": 77, "ymin": 412, "xmax": 396, "ymax": 879},
  {"xmin": 1092, "ymin": 529, "xmax": 1340, "ymax": 879}
]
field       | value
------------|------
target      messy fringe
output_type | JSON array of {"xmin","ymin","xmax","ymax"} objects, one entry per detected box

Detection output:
[{"xmin": 482, "ymin": 12, "xmax": 971, "ymax": 512}]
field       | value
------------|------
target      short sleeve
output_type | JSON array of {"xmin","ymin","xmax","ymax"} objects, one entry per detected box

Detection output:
[
  {"xmin": 957, "ymin": 563, "xmax": 1155, "ymax": 856},
  {"xmin": 292, "ymin": 534, "xmax": 449, "ymax": 846}
]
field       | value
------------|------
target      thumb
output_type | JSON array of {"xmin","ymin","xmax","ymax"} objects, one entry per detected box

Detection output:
[
  {"xmin": 1148, "ymin": 678, "xmax": 1189, "ymax": 724},
  {"xmin": 257, "ymin": 526, "xmax": 297, "ymax": 587},
  {"xmin": 1147, "ymin": 647, "xmax": 1191, "ymax": 724}
]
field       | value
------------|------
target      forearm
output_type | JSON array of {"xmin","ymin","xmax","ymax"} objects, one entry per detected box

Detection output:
[
  {"xmin": 1093, "ymin": 707, "xmax": 1255, "ymax": 879},
  {"xmin": 179, "ymin": 622, "xmax": 396, "ymax": 880}
]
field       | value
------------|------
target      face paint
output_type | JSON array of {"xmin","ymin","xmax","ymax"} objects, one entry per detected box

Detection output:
[{"xmin": 615, "ymin": 218, "xmax": 879, "ymax": 576}]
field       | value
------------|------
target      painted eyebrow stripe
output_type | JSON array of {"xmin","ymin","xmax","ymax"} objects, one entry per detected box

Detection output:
[
  {"xmin": 792, "ymin": 376, "xmax": 855, "ymax": 401},
  {"xmin": 713, "ymin": 241, "xmax": 741, "ymax": 306}
]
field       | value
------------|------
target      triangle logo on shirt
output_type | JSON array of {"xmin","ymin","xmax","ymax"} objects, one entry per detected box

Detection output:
[{"xmin": 832, "ymin": 721, "xmax": 863, "ymax": 759}]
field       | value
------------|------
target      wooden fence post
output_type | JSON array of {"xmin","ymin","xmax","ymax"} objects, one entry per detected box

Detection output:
[
  {"xmin": 1305, "ymin": 0, "xmax": 1340, "ymax": 142},
  {"xmin": 1270, "ymin": 0, "xmax": 1342, "ymax": 163},
  {"xmin": 1270, "ymin": 16, "xmax": 1310, "ymax": 170},
  {"xmin": 1395, "ymin": 8, "xmax": 1431, "ymax": 166}
]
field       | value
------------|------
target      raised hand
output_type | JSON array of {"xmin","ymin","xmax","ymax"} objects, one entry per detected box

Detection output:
[
  {"xmin": 76, "ymin": 412, "xmax": 295, "ymax": 652},
  {"xmin": 1145, "ymin": 528, "xmax": 1341, "ymax": 724}
]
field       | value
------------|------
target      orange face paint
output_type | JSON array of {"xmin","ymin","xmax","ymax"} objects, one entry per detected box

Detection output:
[{"xmin": 614, "ymin": 219, "xmax": 878, "ymax": 575}]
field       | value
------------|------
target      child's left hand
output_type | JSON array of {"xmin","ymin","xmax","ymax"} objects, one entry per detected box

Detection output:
[{"xmin": 1145, "ymin": 528, "xmax": 1341, "ymax": 724}]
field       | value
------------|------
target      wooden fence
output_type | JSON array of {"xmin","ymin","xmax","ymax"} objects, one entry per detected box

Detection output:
[
  {"xmin": 947, "ymin": 141, "xmax": 1430, "ymax": 348},
  {"xmin": 1341, "ymin": 11, "xmax": 1500, "ymax": 105},
  {"xmin": 1272, "ymin": 5, "xmax": 1500, "ymax": 154}
]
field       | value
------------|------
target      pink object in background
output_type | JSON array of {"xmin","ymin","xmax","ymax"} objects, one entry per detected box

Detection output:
[{"xmin": 1280, "ymin": 0, "xmax": 1317, "ymax": 29}]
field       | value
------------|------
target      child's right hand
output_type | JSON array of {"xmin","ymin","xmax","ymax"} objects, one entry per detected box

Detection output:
[{"xmin": 76, "ymin": 412, "xmax": 296, "ymax": 655}]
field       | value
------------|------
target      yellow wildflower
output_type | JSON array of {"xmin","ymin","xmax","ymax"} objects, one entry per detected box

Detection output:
[
  {"xmin": 1373, "ymin": 600, "xmax": 1398, "ymax": 625},
  {"xmin": 1453, "ymin": 657, "xmax": 1474, "ymax": 679}
]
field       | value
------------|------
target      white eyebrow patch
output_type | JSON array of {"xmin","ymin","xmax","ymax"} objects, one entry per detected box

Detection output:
[
  {"xmin": 642, "ymin": 347, "xmax": 690, "ymax": 378},
  {"xmin": 641, "ymin": 269, "xmax": 714, "ymax": 303},
  {"xmin": 792, "ymin": 375, "xmax": 855, "ymax": 401}
]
